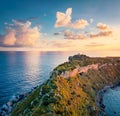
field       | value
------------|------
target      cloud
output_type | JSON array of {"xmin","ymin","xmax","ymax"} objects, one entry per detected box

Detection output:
[
  {"xmin": 44, "ymin": 13, "xmax": 47, "ymax": 17},
  {"xmin": 68, "ymin": 19, "xmax": 88, "ymax": 29},
  {"xmin": 50, "ymin": 40, "xmax": 73, "ymax": 48},
  {"xmin": 2, "ymin": 30, "xmax": 16, "ymax": 46},
  {"xmin": 0, "ymin": 20, "xmax": 41, "ymax": 47},
  {"xmin": 90, "ymin": 23, "xmax": 112, "ymax": 38},
  {"xmin": 54, "ymin": 9, "xmax": 113, "ymax": 39},
  {"xmin": 54, "ymin": 32, "xmax": 62, "ymax": 35},
  {"xmin": 89, "ymin": 30, "xmax": 112, "ymax": 38},
  {"xmin": 54, "ymin": 8, "xmax": 72, "ymax": 28},
  {"xmin": 27, "ymin": 16, "xmax": 40, "ymax": 21},
  {"xmin": 97, "ymin": 23, "xmax": 110, "ymax": 30},
  {"xmin": 86, "ymin": 42, "xmax": 104, "ymax": 47},
  {"xmin": 54, "ymin": 8, "xmax": 88, "ymax": 29},
  {"xmin": 90, "ymin": 18, "xmax": 94, "ymax": 23},
  {"xmin": 64, "ymin": 30, "xmax": 87, "ymax": 40},
  {"xmin": 63, "ymin": 22, "xmax": 113, "ymax": 40},
  {"xmin": 37, "ymin": 39, "xmax": 76, "ymax": 51},
  {"xmin": 54, "ymin": 30, "xmax": 65, "ymax": 35}
]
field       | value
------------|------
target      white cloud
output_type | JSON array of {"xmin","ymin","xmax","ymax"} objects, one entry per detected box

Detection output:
[
  {"xmin": 55, "ymin": 8, "xmax": 88, "ymax": 29},
  {"xmin": 54, "ymin": 8, "xmax": 72, "ymax": 28},
  {"xmin": 90, "ymin": 18, "xmax": 94, "ymax": 23}
]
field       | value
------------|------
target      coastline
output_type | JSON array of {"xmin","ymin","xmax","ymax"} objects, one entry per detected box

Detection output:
[
  {"xmin": 1, "ymin": 54, "xmax": 120, "ymax": 116},
  {"xmin": 1, "ymin": 80, "xmax": 120, "ymax": 116},
  {"xmin": 0, "ymin": 85, "xmax": 39, "ymax": 116}
]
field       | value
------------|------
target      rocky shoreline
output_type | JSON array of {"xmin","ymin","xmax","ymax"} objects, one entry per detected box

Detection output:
[
  {"xmin": 0, "ymin": 86, "xmax": 38, "ymax": 116},
  {"xmin": 1, "ymin": 81, "xmax": 120, "ymax": 116}
]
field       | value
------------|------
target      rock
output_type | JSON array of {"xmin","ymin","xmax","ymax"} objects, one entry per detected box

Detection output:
[
  {"xmin": 1, "ymin": 110, "xmax": 7, "ymax": 116},
  {"xmin": 30, "ymin": 101, "xmax": 33, "ymax": 106},
  {"xmin": 100, "ymin": 104, "xmax": 105, "ymax": 109},
  {"xmin": 77, "ymin": 82, "xmax": 80, "ymax": 86},
  {"xmin": 33, "ymin": 86, "xmax": 37, "ymax": 89},
  {"xmin": 79, "ymin": 72, "xmax": 83, "ymax": 76},
  {"xmin": 7, "ymin": 106, "xmax": 12, "ymax": 113},
  {"xmin": 11, "ymin": 95, "xmax": 18, "ymax": 103},
  {"xmin": 0, "ymin": 112, "xmax": 2, "ymax": 116},
  {"xmin": 0, "ymin": 103, "xmax": 13, "ymax": 115},
  {"xmin": 18, "ymin": 94, "xmax": 25, "ymax": 101},
  {"xmin": 68, "ymin": 56, "xmax": 72, "ymax": 61},
  {"xmin": 1, "ymin": 104, "xmax": 8, "ymax": 111},
  {"xmin": 7, "ymin": 101, "xmax": 13, "ymax": 106},
  {"xmin": 0, "ymin": 87, "xmax": 37, "ymax": 116}
]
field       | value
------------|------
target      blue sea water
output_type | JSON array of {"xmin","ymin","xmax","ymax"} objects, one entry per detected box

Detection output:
[
  {"xmin": 103, "ymin": 87, "xmax": 120, "ymax": 116},
  {"xmin": 0, "ymin": 51, "xmax": 75, "ymax": 107}
]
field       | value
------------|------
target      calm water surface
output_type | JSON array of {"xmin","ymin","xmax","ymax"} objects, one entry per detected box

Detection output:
[{"xmin": 0, "ymin": 51, "xmax": 76, "ymax": 107}]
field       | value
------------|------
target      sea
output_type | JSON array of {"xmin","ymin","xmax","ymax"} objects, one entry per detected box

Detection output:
[
  {"xmin": 103, "ymin": 86, "xmax": 120, "ymax": 116},
  {"xmin": 0, "ymin": 51, "xmax": 76, "ymax": 108}
]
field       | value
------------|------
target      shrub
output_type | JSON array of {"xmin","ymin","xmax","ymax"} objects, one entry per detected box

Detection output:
[{"xmin": 42, "ymin": 85, "xmax": 50, "ymax": 94}]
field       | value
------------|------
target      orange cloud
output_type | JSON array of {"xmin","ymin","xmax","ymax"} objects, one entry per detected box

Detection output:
[
  {"xmin": 64, "ymin": 30, "xmax": 86, "ymax": 39},
  {"xmin": 89, "ymin": 30, "xmax": 112, "ymax": 38},
  {"xmin": 0, "ymin": 20, "xmax": 41, "ymax": 47},
  {"xmin": 61, "ymin": 22, "xmax": 112, "ymax": 40},
  {"xmin": 68, "ymin": 19, "xmax": 88, "ymax": 29},
  {"xmin": 90, "ymin": 23, "xmax": 112, "ymax": 38},
  {"xmin": 86, "ymin": 42, "xmax": 104, "ymax": 47},
  {"xmin": 97, "ymin": 23, "xmax": 110, "ymax": 30},
  {"xmin": 3, "ymin": 30, "xmax": 16, "ymax": 45}
]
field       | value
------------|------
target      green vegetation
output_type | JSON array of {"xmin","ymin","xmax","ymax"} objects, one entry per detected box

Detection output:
[{"xmin": 11, "ymin": 54, "xmax": 120, "ymax": 116}]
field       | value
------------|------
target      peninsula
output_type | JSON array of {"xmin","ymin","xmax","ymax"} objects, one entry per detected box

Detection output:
[{"xmin": 7, "ymin": 54, "xmax": 120, "ymax": 116}]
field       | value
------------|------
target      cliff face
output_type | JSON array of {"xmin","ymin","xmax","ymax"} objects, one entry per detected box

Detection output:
[{"xmin": 11, "ymin": 54, "xmax": 120, "ymax": 116}]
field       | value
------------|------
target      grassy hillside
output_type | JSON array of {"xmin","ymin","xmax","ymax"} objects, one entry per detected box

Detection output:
[{"xmin": 11, "ymin": 54, "xmax": 120, "ymax": 116}]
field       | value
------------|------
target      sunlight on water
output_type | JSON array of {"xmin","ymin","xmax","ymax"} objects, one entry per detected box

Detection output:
[{"xmin": 0, "ymin": 51, "xmax": 76, "ymax": 107}]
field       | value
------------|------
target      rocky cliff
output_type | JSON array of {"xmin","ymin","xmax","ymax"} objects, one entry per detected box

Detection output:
[{"xmin": 10, "ymin": 54, "xmax": 120, "ymax": 116}]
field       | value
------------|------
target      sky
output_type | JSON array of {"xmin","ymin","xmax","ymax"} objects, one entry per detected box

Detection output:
[{"xmin": 0, "ymin": 0, "xmax": 120, "ymax": 56}]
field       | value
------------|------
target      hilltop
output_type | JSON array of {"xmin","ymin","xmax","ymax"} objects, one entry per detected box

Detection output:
[{"xmin": 9, "ymin": 54, "xmax": 120, "ymax": 116}]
